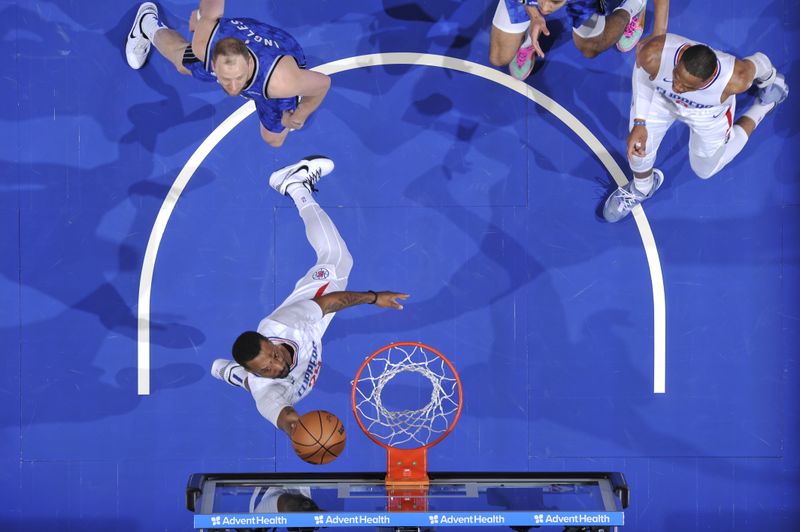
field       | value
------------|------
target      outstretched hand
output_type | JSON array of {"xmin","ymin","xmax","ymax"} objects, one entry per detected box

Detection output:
[
  {"xmin": 374, "ymin": 292, "xmax": 410, "ymax": 310},
  {"xmin": 528, "ymin": 18, "xmax": 550, "ymax": 59}
]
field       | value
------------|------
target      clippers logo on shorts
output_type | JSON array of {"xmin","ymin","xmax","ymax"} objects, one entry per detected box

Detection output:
[{"xmin": 311, "ymin": 268, "xmax": 330, "ymax": 280}]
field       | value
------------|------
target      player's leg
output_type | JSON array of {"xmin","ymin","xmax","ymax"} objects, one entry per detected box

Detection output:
[
  {"xmin": 489, "ymin": 1, "xmax": 534, "ymax": 80},
  {"xmin": 688, "ymin": 72, "xmax": 788, "ymax": 179},
  {"xmin": 260, "ymin": 123, "xmax": 290, "ymax": 148},
  {"xmin": 126, "ymin": 2, "xmax": 191, "ymax": 74},
  {"xmin": 572, "ymin": 0, "xmax": 646, "ymax": 58},
  {"xmin": 269, "ymin": 157, "xmax": 353, "ymax": 303},
  {"xmin": 256, "ymin": 99, "xmax": 296, "ymax": 148},
  {"xmin": 603, "ymin": 97, "xmax": 674, "ymax": 222}
]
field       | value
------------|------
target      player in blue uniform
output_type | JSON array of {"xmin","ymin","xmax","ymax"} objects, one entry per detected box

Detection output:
[
  {"xmin": 490, "ymin": 0, "xmax": 669, "ymax": 80},
  {"xmin": 125, "ymin": 0, "xmax": 331, "ymax": 148}
]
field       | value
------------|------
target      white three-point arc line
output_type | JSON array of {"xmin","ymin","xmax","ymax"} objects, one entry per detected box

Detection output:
[{"xmin": 137, "ymin": 53, "xmax": 667, "ymax": 395}]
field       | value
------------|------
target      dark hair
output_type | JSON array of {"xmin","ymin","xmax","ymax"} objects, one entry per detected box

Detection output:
[
  {"xmin": 680, "ymin": 45, "xmax": 717, "ymax": 80},
  {"xmin": 232, "ymin": 331, "xmax": 264, "ymax": 366},
  {"xmin": 279, "ymin": 493, "xmax": 320, "ymax": 513},
  {"xmin": 212, "ymin": 37, "xmax": 249, "ymax": 63}
]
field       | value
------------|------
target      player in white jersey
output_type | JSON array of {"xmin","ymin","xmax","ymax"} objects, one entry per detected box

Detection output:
[
  {"xmin": 603, "ymin": 33, "xmax": 789, "ymax": 222},
  {"xmin": 490, "ymin": 0, "xmax": 669, "ymax": 81},
  {"xmin": 211, "ymin": 156, "xmax": 409, "ymax": 435}
]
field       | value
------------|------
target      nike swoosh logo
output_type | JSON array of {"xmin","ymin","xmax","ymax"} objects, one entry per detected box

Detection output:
[
  {"xmin": 286, "ymin": 165, "xmax": 309, "ymax": 178},
  {"xmin": 663, "ymin": 78, "xmax": 672, "ymax": 83},
  {"xmin": 712, "ymin": 110, "xmax": 726, "ymax": 118},
  {"xmin": 130, "ymin": 11, "xmax": 153, "ymax": 40}
]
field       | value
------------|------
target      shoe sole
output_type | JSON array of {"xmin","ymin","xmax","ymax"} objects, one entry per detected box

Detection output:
[{"xmin": 616, "ymin": 10, "xmax": 645, "ymax": 52}]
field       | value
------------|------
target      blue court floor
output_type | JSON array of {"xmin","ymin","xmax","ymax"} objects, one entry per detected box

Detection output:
[{"xmin": 2, "ymin": 0, "xmax": 799, "ymax": 530}]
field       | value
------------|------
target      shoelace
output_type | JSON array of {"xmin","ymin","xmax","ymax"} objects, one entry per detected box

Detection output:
[
  {"xmin": 622, "ymin": 14, "xmax": 640, "ymax": 39},
  {"xmin": 516, "ymin": 46, "xmax": 533, "ymax": 68},
  {"xmin": 615, "ymin": 187, "xmax": 643, "ymax": 211},
  {"xmin": 304, "ymin": 167, "xmax": 323, "ymax": 192}
]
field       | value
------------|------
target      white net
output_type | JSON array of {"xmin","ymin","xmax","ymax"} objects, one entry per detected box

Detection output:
[{"xmin": 353, "ymin": 343, "xmax": 461, "ymax": 449}]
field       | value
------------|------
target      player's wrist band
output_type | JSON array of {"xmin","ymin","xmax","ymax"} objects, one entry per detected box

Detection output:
[
  {"xmin": 633, "ymin": 119, "xmax": 647, "ymax": 127},
  {"xmin": 367, "ymin": 291, "xmax": 378, "ymax": 304}
]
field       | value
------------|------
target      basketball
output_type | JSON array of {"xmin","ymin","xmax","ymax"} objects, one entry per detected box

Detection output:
[{"xmin": 291, "ymin": 410, "xmax": 346, "ymax": 465}]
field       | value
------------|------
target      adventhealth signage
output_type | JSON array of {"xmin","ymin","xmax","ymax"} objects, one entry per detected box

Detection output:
[{"xmin": 195, "ymin": 511, "xmax": 625, "ymax": 528}]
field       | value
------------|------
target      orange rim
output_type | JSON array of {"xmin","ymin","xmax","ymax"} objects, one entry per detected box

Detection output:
[{"xmin": 351, "ymin": 341, "xmax": 463, "ymax": 451}]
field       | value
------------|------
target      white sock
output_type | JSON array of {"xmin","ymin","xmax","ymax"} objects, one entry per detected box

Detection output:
[
  {"xmin": 140, "ymin": 12, "xmax": 166, "ymax": 41},
  {"xmin": 288, "ymin": 184, "xmax": 316, "ymax": 210},
  {"xmin": 633, "ymin": 173, "xmax": 654, "ymax": 194},
  {"xmin": 615, "ymin": 0, "xmax": 646, "ymax": 18},
  {"xmin": 741, "ymin": 101, "xmax": 776, "ymax": 128},
  {"xmin": 521, "ymin": 32, "xmax": 532, "ymax": 48}
]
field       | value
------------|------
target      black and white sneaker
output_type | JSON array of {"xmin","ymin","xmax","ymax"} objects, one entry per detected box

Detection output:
[
  {"xmin": 126, "ymin": 2, "xmax": 159, "ymax": 69},
  {"xmin": 269, "ymin": 156, "xmax": 335, "ymax": 195}
]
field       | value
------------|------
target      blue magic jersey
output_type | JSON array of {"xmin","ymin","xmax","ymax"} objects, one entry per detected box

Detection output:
[
  {"xmin": 189, "ymin": 17, "xmax": 308, "ymax": 132},
  {"xmin": 506, "ymin": 0, "xmax": 619, "ymax": 29}
]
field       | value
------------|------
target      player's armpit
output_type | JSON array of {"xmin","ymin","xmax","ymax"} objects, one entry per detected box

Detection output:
[{"xmin": 277, "ymin": 406, "xmax": 300, "ymax": 435}]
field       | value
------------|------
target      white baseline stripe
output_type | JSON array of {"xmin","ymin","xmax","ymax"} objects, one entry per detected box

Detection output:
[{"xmin": 137, "ymin": 53, "xmax": 666, "ymax": 395}]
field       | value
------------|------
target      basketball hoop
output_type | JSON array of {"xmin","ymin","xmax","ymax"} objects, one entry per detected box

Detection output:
[{"xmin": 351, "ymin": 342, "xmax": 463, "ymax": 510}]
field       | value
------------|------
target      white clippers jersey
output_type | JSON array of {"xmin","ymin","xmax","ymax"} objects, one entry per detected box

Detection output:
[
  {"xmin": 653, "ymin": 33, "xmax": 736, "ymax": 112},
  {"xmin": 247, "ymin": 299, "xmax": 326, "ymax": 427}
]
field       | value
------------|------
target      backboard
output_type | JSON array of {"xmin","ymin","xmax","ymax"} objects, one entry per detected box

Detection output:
[{"xmin": 187, "ymin": 471, "xmax": 629, "ymax": 530}]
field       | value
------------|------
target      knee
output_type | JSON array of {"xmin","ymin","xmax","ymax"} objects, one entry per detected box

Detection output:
[
  {"xmin": 262, "ymin": 134, "xmax": 286, "ymax": 148},
  {"xmin": 689, "ymin": 158, "xmax": 716, "ymax": 180},
  {"xmin": 338, "ymin": 248, "xmax": 354, "ymax": 278},
  {"xmin": 489, "ymin": 49, "xmax": 510, "ymax": 67},
  {"xmin": 576, "ymin": 41, "xmax": 601, "ymax": 59}
]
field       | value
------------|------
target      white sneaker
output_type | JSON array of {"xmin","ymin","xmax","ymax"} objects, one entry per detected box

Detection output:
[
  {"xmin": 126, "ymin": 2, "xmax": 158, "ymax": 69},
  {"xmin": 211, "ymin": 359, "xmax": 246, "ymax": 388},
  {"xmin": 269, "ymin": 155, "xmax": 335, "ymax": 195}
]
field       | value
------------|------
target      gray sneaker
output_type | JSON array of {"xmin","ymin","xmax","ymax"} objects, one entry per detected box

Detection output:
[
  {"xmin": 269, "ymin": 155, "xmax": 335, "ymax": 195},
  {"xmin": 758, "ymin": 72, "xmax": 789, "ymax": 105},
  {"xmin": 603, "ymin": 169, "xmax": 664, "ymax": 223}
]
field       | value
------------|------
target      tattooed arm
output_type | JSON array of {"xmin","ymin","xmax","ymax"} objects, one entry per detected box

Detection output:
[{"xmin": 312, "ymin": 290, "xmax": 409, "ymax": 315}]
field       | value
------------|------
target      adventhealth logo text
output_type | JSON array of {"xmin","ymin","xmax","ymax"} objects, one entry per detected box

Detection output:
[
  {"xmin": 427, "ymin": 514, "xmax": 505, "ymax": 525},
  {"xmin": 535, "ymin": 513, "xmax": 612, "ymax": 525},
  {"xmin": 318, "ymin": 515, "xmax": 391, "ymax": 525},
  {"xmin": 211, "ymin": 515, "xmax": 288, "ymax": 526}
]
